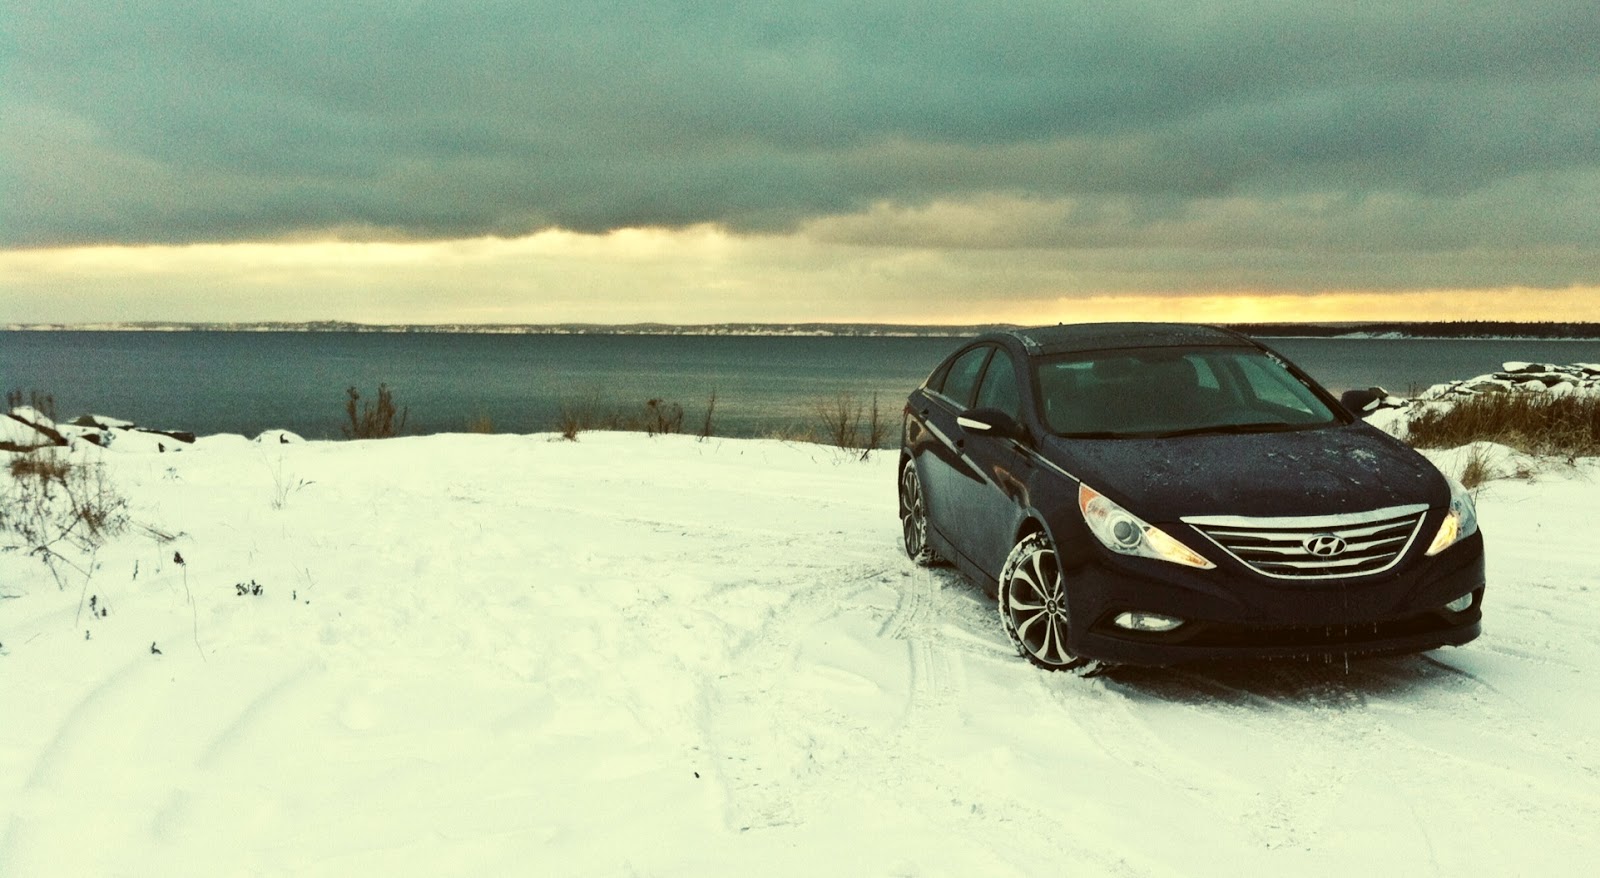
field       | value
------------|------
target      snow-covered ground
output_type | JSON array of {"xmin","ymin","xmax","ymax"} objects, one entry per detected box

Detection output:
[{"xmin": 3, "ymin": 430, "xmax": 1598, "ymax": 876}]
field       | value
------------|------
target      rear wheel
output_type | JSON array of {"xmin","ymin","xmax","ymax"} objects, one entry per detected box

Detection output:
[
  {"xmin": 899, "ymin": 459, "xmax": 940, "ymax": 566},
  {"xmin": 998, "ymin": 532, "xmax": 1105, "ymax": 675}
]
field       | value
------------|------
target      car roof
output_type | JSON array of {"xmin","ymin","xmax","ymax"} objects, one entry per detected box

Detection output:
[{"xmin": 1002, "ymin": 322, "xmax": 1254, "ymax": 356}]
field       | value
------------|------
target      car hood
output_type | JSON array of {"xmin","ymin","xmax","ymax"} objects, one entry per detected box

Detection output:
[{"xmin": 1040, "ymin": 422, "xmax": 1448, "ymax": 522}]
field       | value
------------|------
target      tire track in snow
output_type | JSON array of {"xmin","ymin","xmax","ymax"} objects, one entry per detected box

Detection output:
[
  {"xmin": 712, "ymin": 562, "xmax": 1156, "ymax": 876},
  {"xmin": 1, "ymin": 648, "xmax": 158, "ymax": 869},
  {"xmin": 697, "ymin": 563, "xmax": 879, "ymax": 832},
  {"xmin": 880, "ymin": 569, "xmax": 965, "ymax": 737},
  {"xmin": 149, "ymin": 660, "xmax": 321, "ymax": 842}
]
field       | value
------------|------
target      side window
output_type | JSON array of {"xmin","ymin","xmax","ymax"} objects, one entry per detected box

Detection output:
[
  {"xmin": 1037, "ymin": 360, "xmax": 1093, "ymax": 433},
  {"xmin": 974, "ymin": 349, "xmax": 1021, "ymax": 419},
  {"xmin": 939, "ymin": 346, "xmax": 991, "ymax": 408}
]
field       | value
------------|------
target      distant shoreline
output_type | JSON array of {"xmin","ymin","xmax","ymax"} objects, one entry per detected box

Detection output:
[{"xmin": 5, "ymin": 320, "xmax": 1600, "ymax": 340}]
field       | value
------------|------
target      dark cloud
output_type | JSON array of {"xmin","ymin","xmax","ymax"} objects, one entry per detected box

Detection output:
[{"xmin": 4, "ymin": 0, "xmax": 1599, "ymax": 289}]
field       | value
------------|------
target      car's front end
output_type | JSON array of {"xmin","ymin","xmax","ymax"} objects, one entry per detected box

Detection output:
[{"xmin": 1045, "ymin": 430, "xmax": 1484, "ymax": 666}]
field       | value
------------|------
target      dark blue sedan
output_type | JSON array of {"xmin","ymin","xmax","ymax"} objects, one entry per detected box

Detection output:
[{"xmin": 898, "ymin": 323, "xmax": 1484, "ymax": 674}]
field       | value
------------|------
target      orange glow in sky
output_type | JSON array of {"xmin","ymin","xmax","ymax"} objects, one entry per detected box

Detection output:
[{"xmin": 2, "ymin": 231, "xmax": 1597, "ymax": 326}]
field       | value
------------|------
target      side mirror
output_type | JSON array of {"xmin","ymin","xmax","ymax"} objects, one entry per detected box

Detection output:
[
  {"xmin": 1340, "ymin": 388, "xmax": 1380, "ymax": 417},
  {"xmin": 957, "ymin": 408, "xmax": 1027, "ymax": 443}
]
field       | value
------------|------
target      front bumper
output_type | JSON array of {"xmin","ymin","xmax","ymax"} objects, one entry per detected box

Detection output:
[{"xmin": 1065, "ymin": 530, "xmax": 1486, "ymax": 667}]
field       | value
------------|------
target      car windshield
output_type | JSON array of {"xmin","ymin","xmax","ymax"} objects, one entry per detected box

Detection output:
[{"xmin": 1035, "ymin": 346, "xmax": 1342, "ymax": 438}]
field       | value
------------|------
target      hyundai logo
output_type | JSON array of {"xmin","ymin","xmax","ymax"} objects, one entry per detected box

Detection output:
[{"xmin": 1304, "ymin": 534, "xmax": 1349, "ymax": 557}]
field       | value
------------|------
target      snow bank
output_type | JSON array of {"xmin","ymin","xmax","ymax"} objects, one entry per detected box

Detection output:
[
  {"xmin": 3, "ymin": 428, "xmax": 1599, "ymax": 876},
  {"xmin": 1353, "ymin": 361, "xmax": 1600, "ymax": 445}
]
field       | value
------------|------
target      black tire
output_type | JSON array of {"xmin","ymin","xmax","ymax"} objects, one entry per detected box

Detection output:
[
  {"xmin": 899, "ymin": 459, "xmax": 940, "ymax": 567},
  {"xmin": 997, "ymin": 532, "xmax": 1105, "ymax": 675}
]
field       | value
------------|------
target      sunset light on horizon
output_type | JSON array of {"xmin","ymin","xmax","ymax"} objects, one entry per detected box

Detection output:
[{"xmin": 3, "ymin": 229, "xmax": 1596, "ymax": 327}]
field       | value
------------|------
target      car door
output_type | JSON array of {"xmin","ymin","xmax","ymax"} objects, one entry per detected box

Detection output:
[
  {"xmin": 946, "ymin": 346, "xmax": 1034, "ymax": 576},
  {"xmin": 915, "ymin": 344, "xmax": 993, "ymax": 551}
]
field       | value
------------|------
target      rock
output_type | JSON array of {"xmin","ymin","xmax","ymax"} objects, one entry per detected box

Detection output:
[
  {"xmin": 71, "ymin": 414, "xmax": 138, "ymax": 430},
  {"xmin": 70, "ymin": 431, "xmax": 111, "ymax": 448},
  {"xmin": 2, "ymin": 411, "xmax": 66, "ymax": 452},
  {"xmin": 135, "ymin": 427, "xmax": 197, "ymax": 445},
  {"xmin": 254, "ymin": 429, "xmax": 305, "ymax": 445}
]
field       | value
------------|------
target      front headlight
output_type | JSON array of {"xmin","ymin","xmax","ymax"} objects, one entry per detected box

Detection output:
[
  {"xmin": 1078, "ymin": 484, "xmax": 1215, "ymax": 569},
  {"xmin": 1426, "ymin": 473, "xmax": 1480, "ymax": 556}
]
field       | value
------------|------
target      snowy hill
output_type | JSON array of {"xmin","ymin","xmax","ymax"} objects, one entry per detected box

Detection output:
[{"xmin": 3, "ymin": 430, "xmax": 1599, "ymax": 876}]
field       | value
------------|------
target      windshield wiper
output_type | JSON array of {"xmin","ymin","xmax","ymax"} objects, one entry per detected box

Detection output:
[
  {"xmin": 1145, "ymin": 422, "xmax": 1303, "ymax": 439},
  {"xmin": 1058, "ymin": 430, "xmax": 1140, "ymax": 439}
]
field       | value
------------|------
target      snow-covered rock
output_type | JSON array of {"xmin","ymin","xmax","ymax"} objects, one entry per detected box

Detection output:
[
  {"xmin": 1, "ymin": 410, "xmax": 66, "ymax": 451},
  {"xmin": 254, "ymin": 429, "xmax": 305, "ymax": 444},
  {"xmin": 1398, "ymin": 362, "xmax": 1600, "ymax": 404},
  {"xmin": 4, "ymin": 408, "xmax": 196, "ymax": 454}
]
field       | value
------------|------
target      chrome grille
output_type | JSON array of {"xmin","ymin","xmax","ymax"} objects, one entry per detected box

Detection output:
[{"xmin": 1183, "ymin": 504, "xmax": 1430, "ymax": 580}]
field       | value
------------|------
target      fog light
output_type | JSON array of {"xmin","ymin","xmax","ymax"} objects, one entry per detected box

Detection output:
[
  {"xmin": 1445, "ymin": 593, "xmax": 1474, "ymax": 613},
  {"xmin": 1113, "ymin": 611, "xmax": 1185, "ymax": 633}
]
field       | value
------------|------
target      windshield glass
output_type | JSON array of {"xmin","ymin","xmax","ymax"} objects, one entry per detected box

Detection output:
[{"xmin": 1035, "ymin": 346, "xmax": 1342, "ymax": 438}]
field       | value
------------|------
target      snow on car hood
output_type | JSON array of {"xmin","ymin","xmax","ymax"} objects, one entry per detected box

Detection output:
[{"xmin": 1040, "ymin": 422, "xmax": 1448, "ymax": 522}]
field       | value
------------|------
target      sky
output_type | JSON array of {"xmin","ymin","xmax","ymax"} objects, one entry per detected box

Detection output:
[{"xmin": 3, "ymin": 1, "xmax": 1599, "ymax": 325}]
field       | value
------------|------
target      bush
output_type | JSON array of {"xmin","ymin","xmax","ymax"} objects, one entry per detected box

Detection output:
[
  {"xmin": 6, "ymin": 389, "xmax": 58, "ymax": 422},
  {"xmin": 555, "ymin": 395, "xmax": 703, "ymax": 440},
  {"xmin": 814, "ymin": 391, "xmax": 888, "ymax": 460},
  {"xmin": 343, "ymin": 384, "xmax": 408, "ymax": 439},
  {"xmin": 554, "ymin": 393, "xmax": 627, "ymax": 441},
  {"xmin": 644, "ymin": 398, "xmax": 684, "ymax": 436},
  {"xmin": 1407, "ymin": 392, "xmax": 1600, "ymax": 458},
  {"xmin": 699, "ymin": 390, "xmax": 717, "ymax": 441},
  {"xmin": 1, "ymin": 447, "xmax": 129, "ymax": 583}
]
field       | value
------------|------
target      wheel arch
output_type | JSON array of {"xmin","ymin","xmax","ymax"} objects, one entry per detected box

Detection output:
[{"xmin": 1013, "ymin": 513, "xmax": 1053, "ymax": 550}]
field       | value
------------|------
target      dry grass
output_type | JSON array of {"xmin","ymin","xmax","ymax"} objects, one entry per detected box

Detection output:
[
  {"xmin": 465, "ymin": 414, "xmax": 496, "ymax": 434},
  {"xmin": 1408, "ymin": 392, "xmax": 1600, "ymax": 459},
  {"xmin": 2, "ymin": 448, "xmax": 130, "ymax": 585},
  {"xmin": 555, "ymin": 394, "xmax": 633, "ymax": 441},
  {"xmin": 644, "ymin": 399, "xmax": 684, "ymax": 436},
  {"xmin": 760, "ymin": 423, "xmax": 824, "ymax": 444},
  {"xmin": 6, "ymin": 389, "xmax": 58, "ymax": 421},
  {"xmin": 343, "ymin": 384, "xmax": 408, "ymax": 439},
  {"xmin": 550, "ymin": 389, "xmax": 888, "ymax": 459},
  {"xmin": 556, "ymin": 394, "xmax": 716, "ymax": 441},
  {"xmin": 814, "ymin": 391, "xmax": 888, "ymax": 460},
  {"xmin": 699, "ymin": 390, "xmax": 717, "ymax": 441},
  {"xmin": 1456, "ymin": 444, "xmax": 1499, "ymax": 491},
  {"xmin": 9, "ymin": 452, "xmax": 73, "ymax": 483}
]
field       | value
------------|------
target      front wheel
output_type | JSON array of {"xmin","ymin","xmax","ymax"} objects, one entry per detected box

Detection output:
[{"xmin": 997, "ymin": 532, "xmax": 1105, "ymax": 675}]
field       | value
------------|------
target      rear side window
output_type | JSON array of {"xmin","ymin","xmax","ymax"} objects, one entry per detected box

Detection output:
[
  {"xmin": 974, "ymin": 349, "xmax": 1021, "ymax": 419},
  {"xmin": 938, "ymin": 346, "xmax": 991, "ymax": 408}
]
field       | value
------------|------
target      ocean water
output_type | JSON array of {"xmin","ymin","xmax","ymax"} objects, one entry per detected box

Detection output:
[{"xmin": 3, "ymin": 331, "xmax": 1598, "ymax": 440}]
